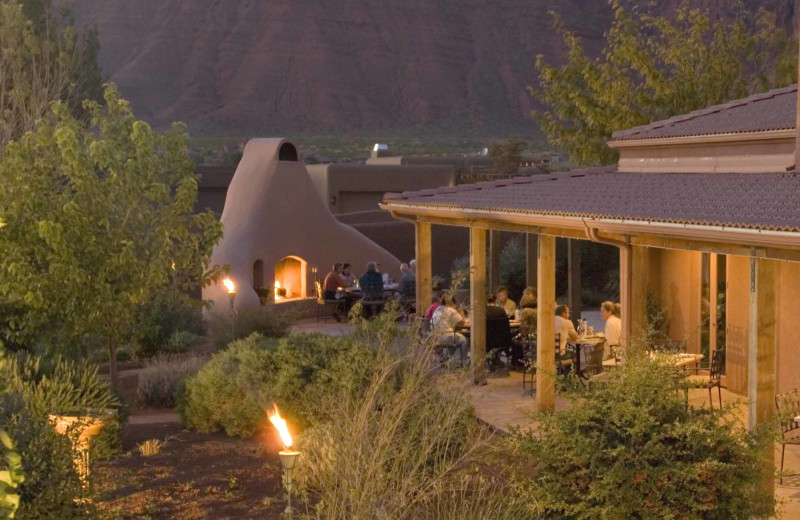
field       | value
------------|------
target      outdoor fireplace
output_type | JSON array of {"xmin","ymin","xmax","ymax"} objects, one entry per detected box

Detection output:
[{"xmin": 274, "ymin": 256, "xmax": 307, "ymax": 302}]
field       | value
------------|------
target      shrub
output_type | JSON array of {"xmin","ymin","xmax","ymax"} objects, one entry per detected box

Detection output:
[
  {"xmin": 132, "ymin": 296, "xmax": 205, "ymax": 358},
  {"xmin": 0, "ymin": 353, "xmax": 120, "ymax": 518},
  {"xmin": 163, "ymin": 330, "xmax": 203, "ymax": 354},
  {"xmin": 178, "ymin": 331, "xmax": 377, "ymax": 438},
  {"xmin": 137, "ymin": 354, "xmax": 206, "ymax": 408},
  {"xmin": 294, "ymin": 326, "xmax": 525, "ymax": 520},
  {"xmin": 507, "ymin": 350, "xmax": 775, "ymax": 519},
  {"xmin": 205, "ymin": 307, "xmax": 294, "ymax": 349}
]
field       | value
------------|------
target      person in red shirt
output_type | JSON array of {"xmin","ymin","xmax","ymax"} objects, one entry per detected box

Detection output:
[
  {"xmin": 323, "ymin": 263, "xmax": 344, "ymax": 300},
  {"xmin": 424, "ymin": 285, "xmax": 444, "ymax": 319}
]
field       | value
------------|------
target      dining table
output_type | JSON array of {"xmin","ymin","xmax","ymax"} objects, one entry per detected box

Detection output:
[{"xmin": 456, "ymin": 318, "xmax": 522, "ymax": 331}]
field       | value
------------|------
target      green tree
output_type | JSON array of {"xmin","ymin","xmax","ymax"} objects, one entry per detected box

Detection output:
[
  {"xmin": 0, "ymin": 1, "xmax": 102, "ymax": 147},
  {"xmin": 0, "ymin": 85, "xmax": 223, "ymax": 386},
  {"xmin": 533, "ymin": 1, "xmax": 798, "ymax": 166},
  {"xmin": 489, "ymin": 138, "xmax": 527, "ymax": 176}
]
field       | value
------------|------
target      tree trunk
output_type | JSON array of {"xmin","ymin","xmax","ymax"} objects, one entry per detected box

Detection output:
[{"xmin": 108, "ymin": 338, "xmax": 119, "ymax": 390}]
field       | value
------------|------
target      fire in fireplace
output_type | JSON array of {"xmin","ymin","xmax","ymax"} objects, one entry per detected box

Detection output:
[{"xmin": 274, "ymin": 256, "xmax": 307, "ymax": 302}]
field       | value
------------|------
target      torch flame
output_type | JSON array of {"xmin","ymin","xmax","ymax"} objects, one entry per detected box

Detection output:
[
  {"xmin": 268, "ymin": 405, "xmax": 293, "ymax": 448},
  {"xmin": 223, "ymin": 278, "xmax": 235, "ymax": 294}
]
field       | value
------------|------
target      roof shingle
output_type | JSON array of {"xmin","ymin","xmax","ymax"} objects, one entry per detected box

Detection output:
[
  {"xmin": 611, "ymin": 85, "xmax": 797, "ymax": 141},
  {"xmin": 384, "ymin": 169, "xmax": 800, "ymax": 233}
]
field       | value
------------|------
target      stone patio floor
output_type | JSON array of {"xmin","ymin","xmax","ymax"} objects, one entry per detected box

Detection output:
[{"xmin": 469, "ymin": 370, "xmax": 800, "ymax": 519}]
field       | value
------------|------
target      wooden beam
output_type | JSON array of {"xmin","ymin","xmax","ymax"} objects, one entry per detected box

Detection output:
[
  {"xmin": 415, "ymin": 222, "xmax": 432, "ymax": 317},
  {"xmin": 630, "ymin": 235, "xmax": 800, "ymax": 264},
  {"xmin": 489, "ymin": 230, "xmax": 502, "ymax": 293},
  {"xmin": 470, "ymin": 227, "xmax": 487, "ymax": 385},
  {"xmin": 630, "ymin": 245, "xmax": 648, "ymax": 342},
  {"xmin": 567, "ymin": 239, "xmax": 582, "ymax": 321},
  {"xmin": 416, "ymin": 215, "xmax": 586, "ymax": 240},
  {"xmin": 748, "ymin": 256, "xmax": 778, "ymax": 494},
  {"xmin": 526, "ymin": 233, "xmax": 538, "ymax": 289},
  {"xmin": 536, "ymin": 235, "xmax": 556, "ymax": 411}
]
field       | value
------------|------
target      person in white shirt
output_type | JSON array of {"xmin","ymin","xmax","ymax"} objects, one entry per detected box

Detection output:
[
  {"xmin": 495, "ymin": 285, "xmax": 517, "ymax": 317},
  {"xmin": 431, "ymin": 298, "xmax": 467, "ymax": 355},
  {"xmin": 340, "ymin": 263, "xmax": 357, "ymax": 287},
  {"xmin": 601, "ymin": 301, "xmax": 622, "ymax": 357},
  {"xmin": 554, "ymin": 304, "xmax": 579, "ymax": 354}
]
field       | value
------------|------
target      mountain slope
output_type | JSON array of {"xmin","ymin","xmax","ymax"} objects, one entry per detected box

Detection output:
[{"xmin": 63, "ymin": 0, "xmax": 795, "ymax": 136}]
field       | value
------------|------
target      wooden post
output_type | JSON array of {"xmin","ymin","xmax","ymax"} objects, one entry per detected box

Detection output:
[
  {"xmin": 526, "ymin": 233, "xmax": 538, "ymax": 289},
  {"xmin": 619, "ymin": 246, "xmax": 632, "ymax": 346},
  {"xmin": 536, "ymin": 235, "xmax": 556, "ymax": 411},
  {"xmin": 567, "ymin": 239, "xmax": 582, "ymax": 321},
  {"xmin": 748, "ymin": 256, "xmax": 777, "ymax": 495},
  {"xmin": 630, "ymin": 245, "xmax": 648, "ymax": 343},
  {"xmin": 415, "ymin": 222, "xmax": 432, "ymax": 315},
  {"xmin": 709, "ymin": 253, "xmax": 718, "ymax": 357},
  {"xmin": 470, "ymin": 227, "xmax": 488, "ymax": 385},
  {"xmin": 489, "ymin": 230, "xmax": 502, "ymax": 294}
]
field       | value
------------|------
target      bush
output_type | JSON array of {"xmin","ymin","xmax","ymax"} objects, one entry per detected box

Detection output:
[
  {"xmin": 0, "ymin": 353, "xmax": 121, "ymax": 518},
  {"xmin": 163, "ymin": 330, "xmax": 203, "ymax": 354},
  {"xmin": 132, "ymin": 296, "xmax": 205, "ymax": 358},
  {"xmin": 508, "ymin": 349, "xmax": 775, "ymax": 519},
  {"xmin": 205, "ymin": 307, "xmax": 294, "ymax": 349},
  {"xmin": 137, "ymin": 354, "xmax": 206, "ymax": 408},
  {"xmin": 178, "ymin": 331, "xmax": 377, "ymax": 438}
]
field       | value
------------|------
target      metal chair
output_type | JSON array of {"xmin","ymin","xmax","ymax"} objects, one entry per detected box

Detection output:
[
  {"xmin": 486, "ymin": 315, "xmax": 513, "ymax": 371},
  {"xmin": 315, "ymin": 281, "xmax": 340, "ymax": 323},
  {"xmin": 360, "ymin": 280, "xmax": 385, "ymax": 319},
  {"xmin": 578, "ymin": 340, "xmax": 607, "ymax": 385},
  {"xmin": 687, "ymin": 349, "xmax": 724, "ymax": 408},
  {"xmin": 522, "ymin": 333, "xmax": 561, "ymax": 391},
  {"xmin": 775, "ymin": 389, "xmax": 800, "ymax": 484}
]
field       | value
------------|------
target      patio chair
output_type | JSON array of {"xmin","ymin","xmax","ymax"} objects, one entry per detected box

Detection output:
[
  {"xmin": 775, "ymin": 389, "xmax": 800, "ymax": 484},
  {"xmin": 315, "ymin": 281, "xmax": 340, "ymax": 323},
  {"xmin": 687, "ymin": 348, "xmax": 724, "ymax": 408},
  {"xmin": 486, "ymin": 315, "xmax": 513, "ymax": 371},
  {"xmin": 579, "ymin": 340, "xmax": 607, "ymax": 384},
  {"xmin": 522, "ymin": 333, "xmax": 561, "ymax": 391},
  {"xmin": 360, "ymin": 280, "xmax": 385, "ymax": 319},
  {"xmin": 399, "ymin": 280, "xmax": 416, "ymax": 316}
]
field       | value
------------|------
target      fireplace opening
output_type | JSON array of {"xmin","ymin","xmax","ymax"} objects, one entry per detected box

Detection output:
[{"xmin": 274, "ymin": 256, "xmax": 307, "ymax": 302}]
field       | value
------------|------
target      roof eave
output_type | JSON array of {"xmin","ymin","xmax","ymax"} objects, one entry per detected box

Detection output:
[
  {"xmin": 608, "ymin": 128, "xmax": 795, "ymax": 149},
  {"xmin": 380, "ymin": 201, "xmax": 800, "ymax": 250}
]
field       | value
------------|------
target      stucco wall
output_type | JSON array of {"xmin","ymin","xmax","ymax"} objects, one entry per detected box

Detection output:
[
  {"xmin": 616, "ymin": 138, "xmax": 794, "ymax": 173},
  {"xmin": 778, "ymin": 261, "xmax": 800, "ymax": 393},
  {"xmin": 649, "ymin": 249, "xmax": 702, "ymax": 353}
]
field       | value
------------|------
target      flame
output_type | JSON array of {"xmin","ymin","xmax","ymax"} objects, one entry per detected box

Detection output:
[
  {"xmin": 274, "ymin": 280, "xmax": 281, "ymax": 289},
  {"xmin": 268, "ymin": 405, "xmax": 293, "ymax": 448},
  {"xmin": 223, "ymin": 278, "xmax": 235, "ymax": 293}
]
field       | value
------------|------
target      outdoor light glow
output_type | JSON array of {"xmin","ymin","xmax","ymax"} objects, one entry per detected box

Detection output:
[
  {"xmin": 223, "ymin": 278, "xmax": 235, "ymax": 294},
  {"xmin": 268, "ymin": 405, "xmax": 293, "ymax": 449}
]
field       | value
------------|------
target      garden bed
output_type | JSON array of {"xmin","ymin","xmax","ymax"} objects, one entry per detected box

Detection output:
[{"xmin": 96, "ymin": 422, "xmax": 287, "ymax": 520}]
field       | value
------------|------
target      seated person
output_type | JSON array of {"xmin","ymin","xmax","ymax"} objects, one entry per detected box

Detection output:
[
  {"xmin": 518, "ymin": 292, "xmax": 537, "ymax": 334},
  {"xmin": 495, "ymin": 285, "xmax": 517, "ymax": 317},
  {"xmin": 323, "ymin": 263, "xmax": 344, "ymax": 300},
  {"xmin": 554, "ymin": 304, "xmax": 579, "ymax": 355},
  {"xmin": 399, "ymin": 263, "xmax": 416, "ymax": 297},
  {"xmin": 375, "ymin": 262, "xmax": 392, "ymax": 286},
  {"xmin": 359, "ymin": 262, "xmax": 385, "ymax": 318},
  {"xmin": 340, "ymin": 263, "xmax": 357, "ymax": 287},
  {"xmin": 601, "ymin": 300, "xmax": 622, "ymax": 357},
  {"xmin": 424, "ymin": 285, "xmax": 444, "ymax": 320},
  {"xmin": 431, "ymin": 297, "xmax": 467, "ymax": 355},
  {"xmin": 486, "ymin": 296, "xmax": 509, "ymax": 320}
]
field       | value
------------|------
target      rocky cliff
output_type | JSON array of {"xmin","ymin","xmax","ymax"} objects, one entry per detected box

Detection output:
[{"xmin": 63, "ymin": 0, "xmax": 795, "ymax": 136}]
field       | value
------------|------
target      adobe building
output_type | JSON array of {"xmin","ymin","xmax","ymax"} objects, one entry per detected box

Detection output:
[{"xmin": 203, "ymin": 138, "xmax": 400, "ymax": 314}]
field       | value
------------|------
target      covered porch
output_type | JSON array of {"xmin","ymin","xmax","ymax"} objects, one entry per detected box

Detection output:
[{"xmin": 382, "ymin": 169, "xmax": 800, "ymax": 501}]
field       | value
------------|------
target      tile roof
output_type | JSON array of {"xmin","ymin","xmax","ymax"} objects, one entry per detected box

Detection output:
[
  {"xmin": 611, "ymin": 85, "xmax": 797, "ymax": 141},
  {"xmin": 383, "ymin": 169, "xmax": 800, "ymax": 233}
]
